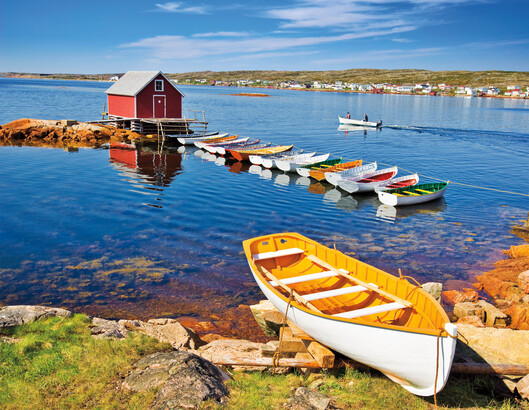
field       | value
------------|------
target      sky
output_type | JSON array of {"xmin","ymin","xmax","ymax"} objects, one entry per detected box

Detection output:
[{"xmin": 1, "ymin": 0, "xmax": 528, "ymax": 73}]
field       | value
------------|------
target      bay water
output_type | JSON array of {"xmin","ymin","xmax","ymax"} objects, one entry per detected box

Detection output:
[{"xmin": 1, "ymin": 77, "xmax": 528, "ymax": 337}]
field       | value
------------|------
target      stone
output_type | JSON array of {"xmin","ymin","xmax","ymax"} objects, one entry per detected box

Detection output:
[
  {"xmin": 503, "ymin": 304, "xmax": 529, "ymax": 331},
  {"xmin": 119, "ymin": 319, "xmax": 205, "ymax": 350},
  {"xmin": 249, "ymin": 299, "xmax": 284, "ymax": 337},
  {"xmin": 519, "ymin": 270, "xmax": 529, "ymax": 294},
  {"xmin": 503, "ymin": 245, "xmax": 529, "ymax": 259},
  {"xmin": 476, "ymin": 300, "xmax": 510, "ymax": 327},
  {"xmin": 516, "ymin": 373, "xmax": 529, "ymax": 399},
  {"xmin": 441, "ymin": 289, "xmax": 478, "ymax": 306},
  {"xmin": 456, "ymin": 315, "xmax": 485, "ymax": 327},
  {"xmin": 90, "ymin": 317, "xmax": 128, "ymax": 339},
  {"xmin": 197, "ymin": 338, "xmax": 265, "ymax": 365},
  {"xmin": 422, "ymin": 282, "xmax": 442, "ymax": 302},
  {"xmin": 453, "ymin": 302, "xmax": 484, "ymax": 320},
  {"xmin": 286, "ymin": 387, "xmax": 332, "ymax": 410},
  {"xmin": 123, "ymin": 351, "xmax": 229, "ymax": 409},
  {"xmin": 0, "ymin": 305, "xmax": 72, "ymax": 328},
  {"xmin": 456, "ymin": 324, "xmax": 529, "ymax": 365}
]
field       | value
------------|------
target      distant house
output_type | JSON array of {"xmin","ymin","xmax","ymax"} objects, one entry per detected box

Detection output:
[
  {"xmin": 105, "ymin": 71, "xmax": 184, "ymax": 119},
  {"xmin": 109, "ymin": 76, "xmax": 119, "ymax": 81}
]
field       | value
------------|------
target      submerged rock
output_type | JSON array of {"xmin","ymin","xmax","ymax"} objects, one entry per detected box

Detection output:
[
  {"xmin": 0, "ymin": 305, "xmax": 71, "ymax": 327},
  {"xmin": 123, "ymin": 350, "xmax": 230, "ymax": 409}
]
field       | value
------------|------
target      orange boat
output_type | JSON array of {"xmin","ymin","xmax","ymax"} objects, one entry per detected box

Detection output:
[
  {"xmin": 230, "ymin": 144, "xmax": 294, "ymax": 162},
  {"xmin": 308, "ymin": 159, "xmax": 362, "ymax": 181}
]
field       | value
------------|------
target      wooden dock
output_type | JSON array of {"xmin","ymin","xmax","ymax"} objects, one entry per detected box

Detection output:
[{"xmin": 89, "ymin": 109, "xmax": 209, "ymax": 136}]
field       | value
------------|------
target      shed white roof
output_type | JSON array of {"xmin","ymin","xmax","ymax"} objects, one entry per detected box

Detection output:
[{"xmin": 105, "ymin": 71, "xmax": 183, "ymax": 97}]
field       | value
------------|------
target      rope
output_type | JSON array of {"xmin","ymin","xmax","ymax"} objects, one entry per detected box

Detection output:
[
  {"xmin": 433, "ymin": 328, "xmax": 459, "ymax": 409},
  {"xmin": 376, "ymin": 162, "xmax": 529, "ymax": 198},
  {"xmin": 272, "ymin": 291, "xmax": 294, "ymax": 374},
  {"xmin": 398, "ymin": 268, "xmax": 422, "ymax": 288}
]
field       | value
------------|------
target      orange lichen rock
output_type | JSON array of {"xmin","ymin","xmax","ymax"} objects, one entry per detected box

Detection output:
[
  {"xmin": 441, "ymin": 288, "xmax": 479, "ymax": 306},
  {"xmin": 474, "ymin": 246, "xmax": 529, "ymax": 330},
  {"xmin": 503, "ymin": 244, "xmax": 529, "ymax": 259},
  {"xmin": 0, "ymin": 118, "xmax": 138, "ymax": 147}
]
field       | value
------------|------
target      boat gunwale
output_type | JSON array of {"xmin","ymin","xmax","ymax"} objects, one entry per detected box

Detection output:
[{"xmin": 243, "ymin": 232, "xmax": 451, "ymax": 337}]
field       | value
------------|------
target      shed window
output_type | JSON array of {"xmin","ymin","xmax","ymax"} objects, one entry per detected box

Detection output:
[{"xmin": 155, "ymin": 80, "xmax": 164, "ymax": 91}]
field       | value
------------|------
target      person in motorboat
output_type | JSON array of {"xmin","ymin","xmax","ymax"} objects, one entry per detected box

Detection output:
[
  {"xmin": 363, "ymin": 113, "xmax": 369, "ymax": 122},
  {"xmin": 346, "ymin": 112, "xmax": 350, "ymax": 119}
]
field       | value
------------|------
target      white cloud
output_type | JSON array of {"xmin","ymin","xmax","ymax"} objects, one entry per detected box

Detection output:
[
  {"xmin": 121, "ymin": 26, "xmax": 415, "ymax": 60},
  {"xmin": 265, "ymin": 0, "xmax": 480, "ymax": 29},
  {"xmin": 193, "ymin": 31, "xmax": 252, "ymax": 38},
  {"xmin": 154, "ymin": 2, "xmax": 208, "ymax": 14}
]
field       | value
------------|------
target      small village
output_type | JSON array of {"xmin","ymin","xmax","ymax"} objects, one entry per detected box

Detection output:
[{"xmin": 170, "ymin": 77, "xmax": 529, "ymax": 98}]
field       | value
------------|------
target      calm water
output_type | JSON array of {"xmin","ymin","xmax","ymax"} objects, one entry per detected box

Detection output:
[{"xmin": 1, "ymin": 77, "xmax": 528, "ymax": 338}]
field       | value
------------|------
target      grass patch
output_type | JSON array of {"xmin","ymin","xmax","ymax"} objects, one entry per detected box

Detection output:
[
  {"xmin": 1, "ymin": 317, "xmax": 527, "ymax": 409},
  {"xmin": 0, "ymin": 314, "xmax": 172, "ymax": 408},
  {"xmin": 208, "ymin": 366, "xmax": 526, "ymax": 409}
]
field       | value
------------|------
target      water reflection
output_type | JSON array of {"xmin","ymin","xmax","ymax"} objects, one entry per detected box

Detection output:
[
  {"xmin": 376, "ymin": 199, "xmax": 447, "ymax": 222},
  {"xmin": 109, "ymin": 144, "xmax": 183, "ymax": 207}
]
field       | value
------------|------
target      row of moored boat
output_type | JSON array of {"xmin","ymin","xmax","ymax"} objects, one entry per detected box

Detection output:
[{"xmin": 177, "ymin": 132, "xmax": 449, "ymax": 206}]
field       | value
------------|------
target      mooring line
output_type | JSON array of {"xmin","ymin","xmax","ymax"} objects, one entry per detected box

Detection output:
[{"xmin": 376, "ymin": 161, "xmax": 529, "ymax": 198}]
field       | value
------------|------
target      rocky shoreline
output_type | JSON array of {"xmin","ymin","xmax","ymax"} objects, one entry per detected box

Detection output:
[{"xmin": 0, "ymin": 118, "xmax": 140, "ymax": 147}]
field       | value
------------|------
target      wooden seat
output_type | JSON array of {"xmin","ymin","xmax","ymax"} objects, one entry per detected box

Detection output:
[
  {"xmin": 269, "ymin": 269, "xmax": 347, "ymax": 287},
  {"xmin": 253, "ymin": 248, "xmax": 304, "ymax": 261},
  {"xmin": 415, "ymin": 189, "xmax": 432, "ymax": 194},
  {"xmin": 402, "ymin": 191, "xmax": 420, "ymax": 196},
  {"xmin": 303, "ymin": 285, "xmax": 369, "ymax": 301},
  {"xmin": 333, "ymin": 302, "xmax": 406, "ymax": 319}
]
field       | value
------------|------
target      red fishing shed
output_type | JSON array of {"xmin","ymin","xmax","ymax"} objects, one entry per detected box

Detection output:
[{"xmin": 105, "ymin": 71, "xmax": 184, "ymax": 119}]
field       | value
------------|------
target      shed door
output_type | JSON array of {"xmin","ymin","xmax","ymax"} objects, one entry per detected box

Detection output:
[{"xmin": 153, "ymin": 95, "xmax": 166, "ymax": 118}]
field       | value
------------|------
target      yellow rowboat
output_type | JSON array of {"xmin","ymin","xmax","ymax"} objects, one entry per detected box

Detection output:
[
  {"xmin": 230, "ymin": 144, "xmax": 294, "ymax": 162},
  {"xmin": 243, "ymin": 233, "xmax": 457, "ymax": 396},
  {"xmin": 308, "ymin": 159, "xmax": 362, "ymax": 181}
]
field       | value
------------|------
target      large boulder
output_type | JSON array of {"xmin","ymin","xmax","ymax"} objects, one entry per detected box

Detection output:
[
  {"xmin": 456, "ymin": 324, "xmax": 529, "ymax": 365},
  {"xmin": 123, "ymin": 351, "xmax": 229, "ymax": 409},
  {"xmin": 0, "ymin": 305, "xmax": 72, "ymax": 327}
]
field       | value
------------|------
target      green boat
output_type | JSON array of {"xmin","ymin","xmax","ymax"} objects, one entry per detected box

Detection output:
[
  {"xmin": 296, "ymin": 158, "xmax": 342, "ymax": 177},
  {"xmin": 378, "ymin": 182, "xmax": 449, "ymax": 206}
]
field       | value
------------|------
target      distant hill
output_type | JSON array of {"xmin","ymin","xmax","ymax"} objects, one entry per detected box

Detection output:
[
  {"xmin": 166, "ymin": 69, "xmax": 529, "ymax": 88},
  {"xmin": 2, "ymin": 69, "xmax": 528, "ymax": 88}
]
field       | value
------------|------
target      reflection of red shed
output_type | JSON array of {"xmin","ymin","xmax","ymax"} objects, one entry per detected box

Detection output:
[{"xmin": 105, "ymin": 71, "xmax": 184, "ymax": 119}]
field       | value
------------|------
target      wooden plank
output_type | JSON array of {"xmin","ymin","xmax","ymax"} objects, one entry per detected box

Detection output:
[
  {"xmin": 451, "ymin": 363, "xmax": 529, "ymax": 375},
  {"xmin": 287, "ymin": 320, "xmax": 315, "ymax": 341},
  {"xmin": 306, "ymin": 254, "xmax": 413, "ymax": 308},
  {"xmin": 303, "ymin": 339, "xmax": 335, "ymax": 368},
  {"xmin": 211, "ymin": 356, "xmax": 321, "ymax": 368},
  {"xmin": 276, "ymin": 339, "xmax": 307, "ymax": 353}
]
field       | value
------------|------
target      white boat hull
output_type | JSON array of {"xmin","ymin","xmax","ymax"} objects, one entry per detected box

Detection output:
[
  {"xmin": 378, "ymin": 184, "xmax": 448, "ymax": 206},
  {"xmin": 177, "ymin": 132, "xmax": 227, "ymax": 145},
  {"xmin": 250, "ymin": 267, "xmax": 457, "ymax": 396},
  {"xmin": 325, "ymin": 162, "xmax": 377, "ymax": 186},
  {"xmin": 276, "ymin": 154, "xmax": 330, "ymax": 173},
  {"xmin": 261, "ymin": 152, "xmax": 316, "ymax": 169},
  {"xmin": 338, "ymin": 116, "xmax": 382, "ymax": 128}
]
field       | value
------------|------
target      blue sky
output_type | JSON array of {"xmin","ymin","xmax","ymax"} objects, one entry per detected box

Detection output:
[{"xmin": 1, "ymin": 0, "xmax": 528, "ymax": 73}]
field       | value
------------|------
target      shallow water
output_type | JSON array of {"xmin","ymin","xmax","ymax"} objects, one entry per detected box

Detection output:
[{"xmin": 1, "ymin": 77, "xmax": 528, "ymax": 338}]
